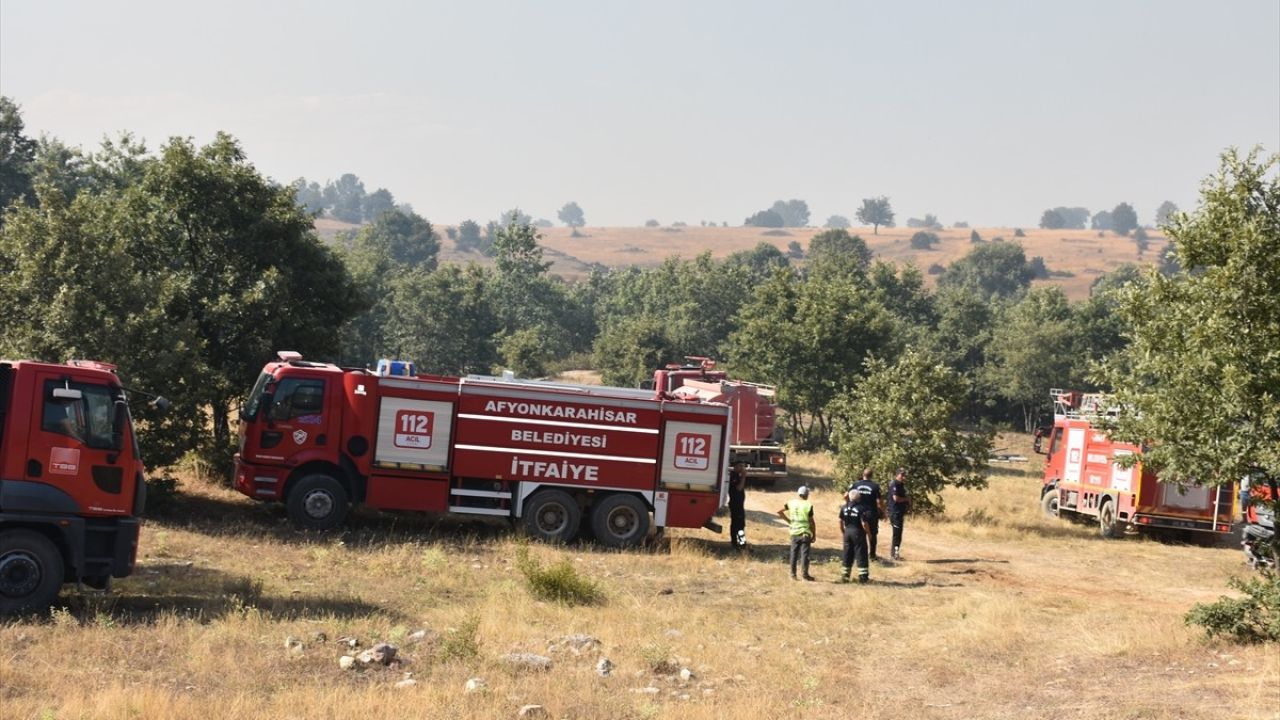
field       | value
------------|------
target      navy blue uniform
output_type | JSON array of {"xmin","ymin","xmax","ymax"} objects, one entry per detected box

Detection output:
[
  {"xmin": 728, "ymin": 469, "xmax": 746, "ymax": 548},
  {"xmin": 839, "ymin": 501, "xmax": 869, "ymax": 582},
  {"xmin": 888, "ymin": 478, "xmax": 910, "ymax": 559},
  {"xmin": 850, "ymin": 479, "xmax": 883, "ymax": 559}
]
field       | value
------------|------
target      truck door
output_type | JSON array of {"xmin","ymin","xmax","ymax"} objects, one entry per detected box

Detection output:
[
  {"xmin": 28, "ymin": 375, "xmax": 134, "ymax": 516},
  {"xmin": 1063, "ymin": 427, "xmax": 1086, "ymax": 484},
  {"xmin": 262, "ymin": 376, "xmax": 333, "ymax": 462}
]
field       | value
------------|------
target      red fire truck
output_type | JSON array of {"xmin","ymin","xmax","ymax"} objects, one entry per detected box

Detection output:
[
  {"xmin": 648, "ymin": 358, "xmax": 786, "ymax": 485},
  {"xmin": 1, "ymin": 360, "xmax": 152, "ymax": 614},
  {"xmin": 233, "ymin": 353, "xmax": 732, "ymax": 547},
  {"xmin": 1034, "ymin": 389, "xmax": 1234, "ymax": 538}
]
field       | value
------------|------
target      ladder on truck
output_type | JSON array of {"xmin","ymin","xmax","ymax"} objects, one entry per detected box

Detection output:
[{"xmin": 1050, "ymin": 388, "xmax": 1120, "ymax": 421}]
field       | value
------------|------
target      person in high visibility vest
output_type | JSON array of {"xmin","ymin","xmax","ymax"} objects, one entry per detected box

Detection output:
[{"xmin": 777, "ymin": 486, "xmax": 817, "ymax": 581}]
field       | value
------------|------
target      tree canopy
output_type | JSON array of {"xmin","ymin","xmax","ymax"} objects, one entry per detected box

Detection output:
[{"xmin": 856, "ymin": 196, "xmax": 894, "ymax": 234}]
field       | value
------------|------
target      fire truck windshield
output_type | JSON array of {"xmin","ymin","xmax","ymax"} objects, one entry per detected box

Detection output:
[
  {"xmin": 41, "ymin": 380, "xmax": 120, "ymax": 450},
  {"xmin": 241, "ymin": 372, "xmax": 273, "ymax": 421}
]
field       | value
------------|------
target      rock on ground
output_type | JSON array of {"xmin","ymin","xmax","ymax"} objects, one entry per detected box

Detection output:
[
  {"xmin": 518, "ymin": 705, "xmax": 549, "ymax": 719},
  {"xmin": 596, "ymin": 657, "xmax": 614, "ymax": 677},
  {"xmin": 500, "ymin": 653, "xmax": 553, "ymax": 673}
]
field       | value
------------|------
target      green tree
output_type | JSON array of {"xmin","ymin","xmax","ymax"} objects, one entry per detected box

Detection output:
[
  {"xmin": 824, "ymin": 214, "xmax": 850, "ymax": 229},
  {"xmin": 806, "ymin": 228, "xmax": 872, "ymax": 281},
  {"xmin": 936, "ymin": 242, "xmax": 1034, "ymax": 300},
  {"xmin": 770, "ymin": 199, "xmax": 810, "ymax": 227},
  {"xmin": 557, "ymin": 201, "xmax": 585, "ymax": 230},
  {"xmin": 362, "ymin": 187, "xmax": 396, "ymax": 221},
  {"xmin": 1111, "ymin": 202, "xmax": 1139, "ymax": 236},
  {"xmin": 383, "ymin": 264, "xmax": 500, "ymax": 375},
  {"xmin": 324, "ymin": 173, "xmax": 366, "ymax": 223},
  {"xmin": 1097, "ymin": 148, "xmax": 1280, "ymax": 491},
  {"xmin": 593, "ymin": 315, "xmax": 677, "ymax": 387},
  {"xmin": 829, "ymin": 348, "xmax": 994, "ymax": 514},
  {"xmin": 744, "ymin": 208, "xmax": 785, "ymax": 228},
  {"xmin": 1091, "ymin": 209, "xmax": 1113, "ymax": 231},
  {"xmin": 1039, "ymin": 209, "xmax": 1066, "ymax": 229},
  {"xmin": 1154, "ymin": 200, "xmax": 1179, "ymax": 227},
  {"xmin": 909, "ymin": 231, "xmax": 939, "ymax": 249},
  {"xmin": 983, "ymin": 287, "xmax": 1077, "ymax": 431},
  {"xmin": 291, "ymin": 177, "xmax": 326, "ymax": 215},
  {"xmin": 855, "ymin": 196, "xmax": 894, "ymax": 234},
  {"xmin": 726, "ymin": 241, "xmax": 789, "ymax": 279},
  {"xmin": 0, "ymin": 96, "xmax": 37, "ymax": 215}
]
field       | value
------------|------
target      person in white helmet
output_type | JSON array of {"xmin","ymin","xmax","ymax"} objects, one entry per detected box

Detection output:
[{"xmin": 778, "ymin": 485, "xmax": 816, "ymax": 581}]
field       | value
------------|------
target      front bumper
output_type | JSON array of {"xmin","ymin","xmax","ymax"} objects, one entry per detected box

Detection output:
[{"xmin": 232, "ymin": 455, "xmax": 285, "ymax": 501}]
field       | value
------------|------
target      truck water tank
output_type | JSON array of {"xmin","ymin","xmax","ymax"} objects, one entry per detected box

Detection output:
[{"xmin": 375, "ymin": 359, "xmax": 417, "ymax": 377}]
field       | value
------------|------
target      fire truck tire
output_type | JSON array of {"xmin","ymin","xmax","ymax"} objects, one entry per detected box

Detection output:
[
  {"xmin": 0, "ymin": 530, "xmax": 64, "ymax": 616},
  {"xmin": 286, "ymin": 474, "xmax": 350, "ymax": 531},
  {"xmin": 1040, "ymin": 489, "xmax": 1060, "ymax": 519},
  {"xmin": 590, "ymin": 494, "xmax": 651, "ymax": 549},
  {"xmin": 1098, "ymin": 498, "xmax": 1120, "ymax": 539},
  {"xmin": 524, "ymin": 489, "xmax": 581, "ymax": 544}
]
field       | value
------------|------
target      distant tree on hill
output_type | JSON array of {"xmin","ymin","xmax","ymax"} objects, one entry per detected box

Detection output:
[
  {"xmin": 856, "ymin": 196, "xmax": 894, "ymax": 234},
  {"xmin": 558, "ymin": 201, "xmax": 585, "ymax": 231},
  {"xmin": 499, "ymin": 208, "xmax": 532, "ymax": 226},
  {"xmin": 770, "ymin": 199, "xmax": 810, "ymax": 227},
  {"xmin": 953, "ymin": 221, "xmax": 970, "ymax": 228},
  {"xmin": 1013, "ymin": 228, "xmax": 1025, "ymax": 237},
  {"xmin": 1154, "ymin": 200, "xmax": 1179, "ymax": 227},
  {"xmin": 786, "ymin": 240, "xmax": 805, "ymax": 259},
  {"xmin": 533, "ymin": 218, "xmax": 553, "ymax": 228},
  {"xmin": 970, "ymin": 229, "xmax": 983, "ymax": 243},
  {"xmin": 362, "ymin": 188, "xmax": 397, "ymax": 222},
  {"xmin": 910, "ymin": 231, "xmax": 940, "ymax": 249},
  {"xmin": 907, "ymin": 213, "xmax": 942, "ymax": 229},
  {"xmin": 324, "ymin": 173, "xmax": 367, "ymax": 224},
  {"xmin": 1091, "ymin": 210, "xmax": 1113, "ymax": 231},
  {"xmin": 1027, "ymin": 255, "xmax": 1049, "ymax": 279},
  {"xmin": 825, "ymin": 214, "xmax": 850, "ymax": 229},
  {"xmin": 291, "ymin": 178, "xmax": 326, "ymax": 215},
  {"xmin": 744, "ymin": 208, "xmax": 785, "ymax": 228},
  {"xmin": 644, "ymin": 218, "xmax": 660, "ymax": 227},
  {"xmin": 1133, "ymin": 226, "xmax": 1150, "ymax": 256},
  {"xmin": 1111, "ymin": 202, "xmax": 1138, "ymax": 236},
  {"xmin": 455, "ymin": 219, "xmax": 483, "ymax": 252},
  {"xmin": 1057, "ymin": 207, "xmax": 1090, "ymax": 229},
  {"xmin": 1039, "ymin": 209, "xmax": 1066, "ymax": 229}
]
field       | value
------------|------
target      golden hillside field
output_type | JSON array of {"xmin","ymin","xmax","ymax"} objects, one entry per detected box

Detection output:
[
  {"xmin": 1, "ymin": 440, "xmax": 1271, "ymax": 720},
  {"xmin": 318, "ymin": 218, "xmax": 1166, "ymax": 302}
]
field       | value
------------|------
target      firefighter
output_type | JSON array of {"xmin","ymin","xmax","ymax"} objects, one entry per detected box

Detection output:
[
  {"xmin": 849, "ymin": 468, "xmax": 886, "ymax": 560},
  {"xmin": 888, "ymin": 468, "xmax": 911, "ymax": 561},
  {"xmin": 839, "ymin": 492, "xmax": 870, "ymax": 583},
  {"xmin": 729, "ymin": 462, "xmax": 747, "ymax": 550},
  {"xmin": 778, "ymin": 486, "xmax": 816, "ymax": 581}
]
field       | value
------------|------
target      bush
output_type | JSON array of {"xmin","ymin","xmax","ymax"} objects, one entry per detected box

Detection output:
[
  {"xmin": 515, "ymin": 545, "xmax": 603, "ymax": 606},
  {"xmin": 644, "ymin": 219, "xmax": 660, "ymax": 227},
  {"xmin": 970, "ymin": 230, "xmax": 983, "ymax": 243},
  {"xmin": 927, "ymin": 263, "xmax": 945, "ymax": 275},
  {"xmin": 1014, "ymin": 228, "xmax": 1025, "ymax": 237},
  {"xmin": 144, "ymin": 473, "xmax": 180, "ymax": 516},
  {"xmin": 761, "ymin": 229, "xmax": 791, "ymax": 237},
  {"xmin": 953, "ymin": 221, "xmax": 970, "ymax": 228},
  {"xmin": 1185, "ymin": 571, "xmax": 1280, "ymax": 643},
  {"xmin": 438, "ymin": 613, "xmax": 481, "ymax": 663},
  {"xmin": 909, "ymin": 231, "xmax": 939, "ymax": 250}
]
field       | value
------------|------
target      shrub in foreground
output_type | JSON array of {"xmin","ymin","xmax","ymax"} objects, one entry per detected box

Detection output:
[
  {"xmin": 515, "ymin": 545, "xmax": 604, "ymax": 606},
  {"xmin": 1185, "ymin": 571, "xmax": 1280, "ymax": 643}
]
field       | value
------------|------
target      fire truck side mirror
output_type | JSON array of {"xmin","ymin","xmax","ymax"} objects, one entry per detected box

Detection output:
[
  {"xmin": 151, "ymin": 396, "xmax": 171, "ymax": 414},
  {"xmin": 112, "ymin": 399, "xmax": 127, "ymax": 452}
]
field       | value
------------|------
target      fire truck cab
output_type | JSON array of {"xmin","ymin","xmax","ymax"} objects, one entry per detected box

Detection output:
[{"xmin": 0, "ymin": 360, "xmax": 149, "ymax": 614}]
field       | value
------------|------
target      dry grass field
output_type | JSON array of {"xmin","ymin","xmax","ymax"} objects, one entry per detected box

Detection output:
[
  {"xmin": 316, "ymin": 218, "xmax": 1167, "ymax": 302},
  {"xmin": 1, "ymin": 436, "xmax": 1274, "ymax": 720}
]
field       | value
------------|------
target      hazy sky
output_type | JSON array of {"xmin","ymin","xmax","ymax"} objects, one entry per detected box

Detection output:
[{"xmin": 2, "ymin": 0, "xmax": 1277, "ymax": 228}]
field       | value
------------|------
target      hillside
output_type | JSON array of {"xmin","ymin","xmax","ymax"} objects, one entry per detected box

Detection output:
[
  {"xmin": 319, "ymin": 218, "xmax": 1166, "ymax": 302},
  {"xmin": 0, "ymin": 442, "xmax": 1270, "ymax": 720}
]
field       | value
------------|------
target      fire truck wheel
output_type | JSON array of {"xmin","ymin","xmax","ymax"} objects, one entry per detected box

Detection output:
[
  {"xmin": 1098, "ymin": 499, "xmax": 1120, "ymax": 539},
  {"xmin": 0, "ymin": 530, "xmax": 64, "ymax": 616},
  {"xmin": 591, "ymin": 494, "xmax": 651, "ymax": 549},
  {"xmin": 524, "ymin": 489, "xmax": 582, "ymax": 544},
  {"xmin": 1040, "ymin": 490, "xmax": 1060, "ymax": 519},
  {"xmin": 286, "ymin": 474, "xmax": 350, "ymax": 531}
]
